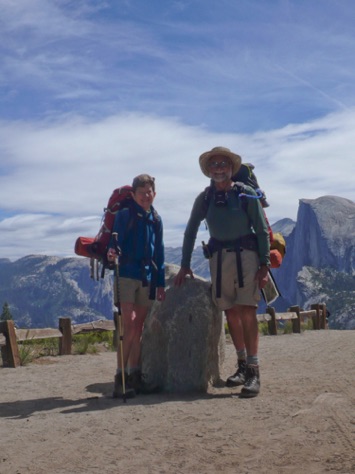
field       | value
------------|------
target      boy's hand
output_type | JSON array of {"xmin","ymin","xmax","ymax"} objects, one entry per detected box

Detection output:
[
  {"xmin": 107, "ymin": 248, "xmax": 117, "ymax": 262},
  {"xmin": 157, "ymin": 287, "xmax": 166, "ymax": 301}
]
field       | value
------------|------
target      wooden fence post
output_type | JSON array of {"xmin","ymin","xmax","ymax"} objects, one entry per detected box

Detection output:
[
  {"xmin": 289, "ymin": 305, "xmax": 301, "ymax": 334},
  {"xmin": 310, "ymin": 304, "xmax": 321, "ymax": 330},
  {"xmin": 59, "ymin": 317, "xmax": 72, "ymax": 355},
  {"xmin": 0, "ymin": 320, "xmax": 20, "ymax": 368},
  {"xmin": 320, "ymin": 303, "xmax": 327, "ymax": 329},
  {"xmin": 266, "ymin": 306, "xmax": 277, "ymax": 335}
]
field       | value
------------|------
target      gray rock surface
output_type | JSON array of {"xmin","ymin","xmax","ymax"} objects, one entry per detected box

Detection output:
[
  {"xmin": 272, "ymin": 196, "xmax": 355, "ymax": 328},
  {"xmin": 141, "ymin": 264, "xmax": 225, "ymax": 393}
]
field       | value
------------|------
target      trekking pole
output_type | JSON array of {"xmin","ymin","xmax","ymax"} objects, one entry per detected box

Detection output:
[{"xmin": 112, "ymin": 233, "xmax": 134, "ymax": 402}]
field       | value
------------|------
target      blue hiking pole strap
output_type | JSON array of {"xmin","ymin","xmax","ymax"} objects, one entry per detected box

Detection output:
[{"xmin": 239, "ymin": 188, "xmax": 264, "ymax": 200}]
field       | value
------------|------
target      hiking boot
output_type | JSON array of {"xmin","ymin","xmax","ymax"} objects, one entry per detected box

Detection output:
[
  {"xmin": 240, "ymin": 365, "xmax": 260, "ymax": 398},
  {"xmin": 128, "ymin": 371, "xmax": 162, "ymax": 395},
  {"xmin": 226, "ymin": 360, "xmax": 247, "ymax": 387},
  {"xmin": 127, "ymin": 371, "xmax": 142, "ymax": 394},
  {"xmin": 139, "ymin": 374, "xmax": 162, "ymax": 395},
  {"xmin": 112, "ymin": 372, "xmax": 136, "ymax": 399}
]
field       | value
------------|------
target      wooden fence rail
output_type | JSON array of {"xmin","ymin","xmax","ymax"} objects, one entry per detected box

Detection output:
[
  {"xmin": 1, "ymin": 303, "xmax": 327, "ymax": 368},
  {"xmin": 257, "ymin": 303, "xmax": 327, "ymax": 335},
  {"xmin": 0, "ymin": 317, "xmax": 117, "ymax": 368}
]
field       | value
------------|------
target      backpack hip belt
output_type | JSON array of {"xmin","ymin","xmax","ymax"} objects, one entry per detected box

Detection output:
[{"xmin": 205, "ymin": 234, "xmax": 258, "ymax": 298}]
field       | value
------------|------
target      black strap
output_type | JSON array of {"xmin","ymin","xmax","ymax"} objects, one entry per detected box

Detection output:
[
  {"xmin": 202, "ymin": 183, "xmax": 247, "ymax": 219},
  {"xmin": 148, "ymin": 212, "xmax": 161, "ymax": 300},
  {"xmin": 215, "ymin": 241, "xmax": 243, "ymax": 295},
  {"xmin": 234, "ymin": 243, "xmax": 244, "ymax": 288},
  {"xmin": 148, "ymin": 259, "xmax": 158, "ymax": 300},
  {"xmin": 210, "ymin": 234, "xmax": 258, "ymax": 297},
  {"xmin": 216, "ymin": 247, "xmax": 222, "ymax": 298}
]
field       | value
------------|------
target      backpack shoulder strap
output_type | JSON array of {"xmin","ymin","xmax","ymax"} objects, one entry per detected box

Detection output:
[
  {"xmin": 231, "ymin": 182, "xmax": 248, "ymax": 212},
  {"xmin": 201, "ymin": 185, "xmax": 213, "ymax": 219},
  {"xmin": 202, "ymin": 182, "xmax": 249, "ymax": 218},
  {"xmin": 150, "ymin": 206, "xmax": 161, "ymax": 224}
]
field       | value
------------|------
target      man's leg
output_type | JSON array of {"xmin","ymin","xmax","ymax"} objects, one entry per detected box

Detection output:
[
  {"xmin": 239, "ymin": 305, "xmax": 259, "ymax": 357},
  {"xmin": 225, "ymin": 306, "xmax": 245, "ymax": 352},
  {"xmin": 225, "ymin": 306, "xmax": 247, "ymax": 387},
  {"xmin": 239, "ymin": 305, "xmax": 260, "ymax": 398},
  {"xmin": 225, "ymin": 304, "xmax": 260, "ymax": 396}
]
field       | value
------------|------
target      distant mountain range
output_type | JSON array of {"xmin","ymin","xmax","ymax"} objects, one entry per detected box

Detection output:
[{"xmin": 1, "ymin": 195, "xmax": 354, "ymax": 329}]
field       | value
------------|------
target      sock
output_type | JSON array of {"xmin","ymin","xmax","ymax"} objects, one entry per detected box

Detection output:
[
  {"xmin": 246, "ymin": 355, "xmax": 259, "ymax": 366},
  {"xmin": 237, "ymin": 349, "xmax": 247, "ymax": 361}
]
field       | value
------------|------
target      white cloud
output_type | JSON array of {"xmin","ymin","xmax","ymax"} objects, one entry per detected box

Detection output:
[
  {"xmin": 0, "ymin": 1, "xmax": 354, "ymax": 260},
  {"xmin": 2, "ymin": 0, "xmax": 355, "ymax": 132},
  {"xmin": 0, "ymin": 108, "xmax": 354, "ymax": 260}
]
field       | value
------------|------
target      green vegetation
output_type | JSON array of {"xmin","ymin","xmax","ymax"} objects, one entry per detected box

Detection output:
[
  {"xmin": 8, "ymin": 330, "xmax": 116, "ymax": 366},
  {"xmin": 73, "ymin": 330, "xmax": 115, "ymax": 354},
  {"xmin": 1, "ymin": 302, "xmax": 13, "ymax": 321},
  {"xmin": 258, "ymin": 322, "xmax": 269, "ymax": 335},
  {"xmin": 18, "ymin": 342, "xmax": 36, "ymax": 366},
  {"xmin": 0, "ymin": 316, "xmax": 317, "ymax": 367},
  {"xmin": 224, "ymin": 316, "xmax": 315, "ymax": 337}
]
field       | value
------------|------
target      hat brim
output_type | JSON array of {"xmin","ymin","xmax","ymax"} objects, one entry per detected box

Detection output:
[{"xmin": 199, "ymin": 149, "xmax": 242, "ymax": 177}]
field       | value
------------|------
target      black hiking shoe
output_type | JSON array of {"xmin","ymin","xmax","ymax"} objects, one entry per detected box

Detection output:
[
  {"xmin": 112, "ymin": 373, "xmax": 136, "ymax": 399},
  {"xmin": 127, "ymin": 371, "xmax": 142, "ymax": 394},
  {"xmin": 226, "ymin": 360, "xmax": 247, "ymax": 387},
  {"xmin": 128, "ymin": 371, "xmax": 162, "ymax": 395},
  {"xmin": 139, "ymin": 376, "xmax": 162, "ymax": 395},
  {"xmin": 240, "ymin": 365, "xmax": 260, "ymax": 398}
]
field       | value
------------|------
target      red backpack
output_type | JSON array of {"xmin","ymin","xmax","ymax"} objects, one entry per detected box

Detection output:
[{"xmin": 74, "ymin": 185, "xmax": 133, "ymax": 269}]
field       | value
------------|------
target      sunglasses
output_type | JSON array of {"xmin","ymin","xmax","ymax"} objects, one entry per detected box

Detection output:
[{"xmin": 208, "ymin": 160, "xmax": 231, "ymax": 169}]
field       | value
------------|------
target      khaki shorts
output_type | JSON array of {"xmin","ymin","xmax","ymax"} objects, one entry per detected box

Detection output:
[
  {"xmin": 209, "ymin": 249, "xmax": 261, "ymax": 310},
  {"xmin": 118, "ymin": 277, "xmax": 154, "ymax": 307}
]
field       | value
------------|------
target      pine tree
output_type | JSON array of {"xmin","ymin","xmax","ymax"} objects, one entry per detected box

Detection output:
[{"xmin": 0, "ymin": 302, "xmax": 13, "ymax": 321}]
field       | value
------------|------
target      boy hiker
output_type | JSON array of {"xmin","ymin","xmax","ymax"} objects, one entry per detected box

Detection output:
[
  {"xmin": 107, "ymin": 174, "xmax": 165, "ymax": 398},
  {"xmin": 174, "ymin": 147, "xmax": 270, "ymax": 398}
]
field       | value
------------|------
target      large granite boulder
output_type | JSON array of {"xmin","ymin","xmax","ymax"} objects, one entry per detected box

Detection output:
[{"xmin": 141, "ymin": 264, "xmax": 225, "ymax": 393}]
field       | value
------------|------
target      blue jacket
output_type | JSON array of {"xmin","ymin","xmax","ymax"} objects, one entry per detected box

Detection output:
[{"xmin": 109, "ymin": 201, "xmax": 165, "ymax": 287}]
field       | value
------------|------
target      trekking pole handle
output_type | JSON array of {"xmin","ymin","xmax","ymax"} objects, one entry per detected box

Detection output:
[{"xmin": 112, "ymin": 232, "xmax": 122, "ymax": 257}]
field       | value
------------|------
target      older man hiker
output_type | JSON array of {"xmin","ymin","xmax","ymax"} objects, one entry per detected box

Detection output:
[{"xmin": 174, "ymin": 147, "xmax": 270, "ymax": 398}]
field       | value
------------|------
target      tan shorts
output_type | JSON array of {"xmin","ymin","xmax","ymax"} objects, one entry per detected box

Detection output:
[
  {"xmin": 209, "ymin": 249, "xmax": 261, "ymax": 310},
  {"xmin": 118, "ymin": 277, "xmax": 154, "ymax": 307}
]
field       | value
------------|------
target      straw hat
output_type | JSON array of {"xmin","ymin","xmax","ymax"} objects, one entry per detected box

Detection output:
[{"xmin": 199, "ymin": 146, "xmax": 242, "ymax": 177}]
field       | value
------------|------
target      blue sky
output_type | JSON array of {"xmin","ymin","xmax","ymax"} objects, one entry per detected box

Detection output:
[{"xmin": 0, "ymin": 0, "xmax": 354, "ymax": 260}]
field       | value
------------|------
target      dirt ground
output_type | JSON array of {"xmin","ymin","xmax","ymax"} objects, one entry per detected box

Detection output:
[{"xmin": 0, "ymin": 329, "xmax": 354, "ymax": 474}]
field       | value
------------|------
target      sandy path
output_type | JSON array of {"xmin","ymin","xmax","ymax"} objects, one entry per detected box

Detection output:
[{"xmin": 1, "ymin": 330, "xmax": 354, "ymax": 474}]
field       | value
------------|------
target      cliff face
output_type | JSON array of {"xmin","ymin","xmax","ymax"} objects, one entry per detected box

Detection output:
[
  {"xmin": 0, "ymin": 255, "xmax": 114, "ymax": 328},
  {"xmin": 273, "ymin": 196, "xmax": 355, "ymax": 328},
  {"xmin": 292, "ymin": 196, "xmax": 354, "ymax": 273}
]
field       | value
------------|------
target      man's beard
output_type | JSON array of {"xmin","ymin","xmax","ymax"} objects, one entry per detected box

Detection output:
[{"xmin": 212, "ymin": 173, "xmax": 229, "ymax": 183}]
